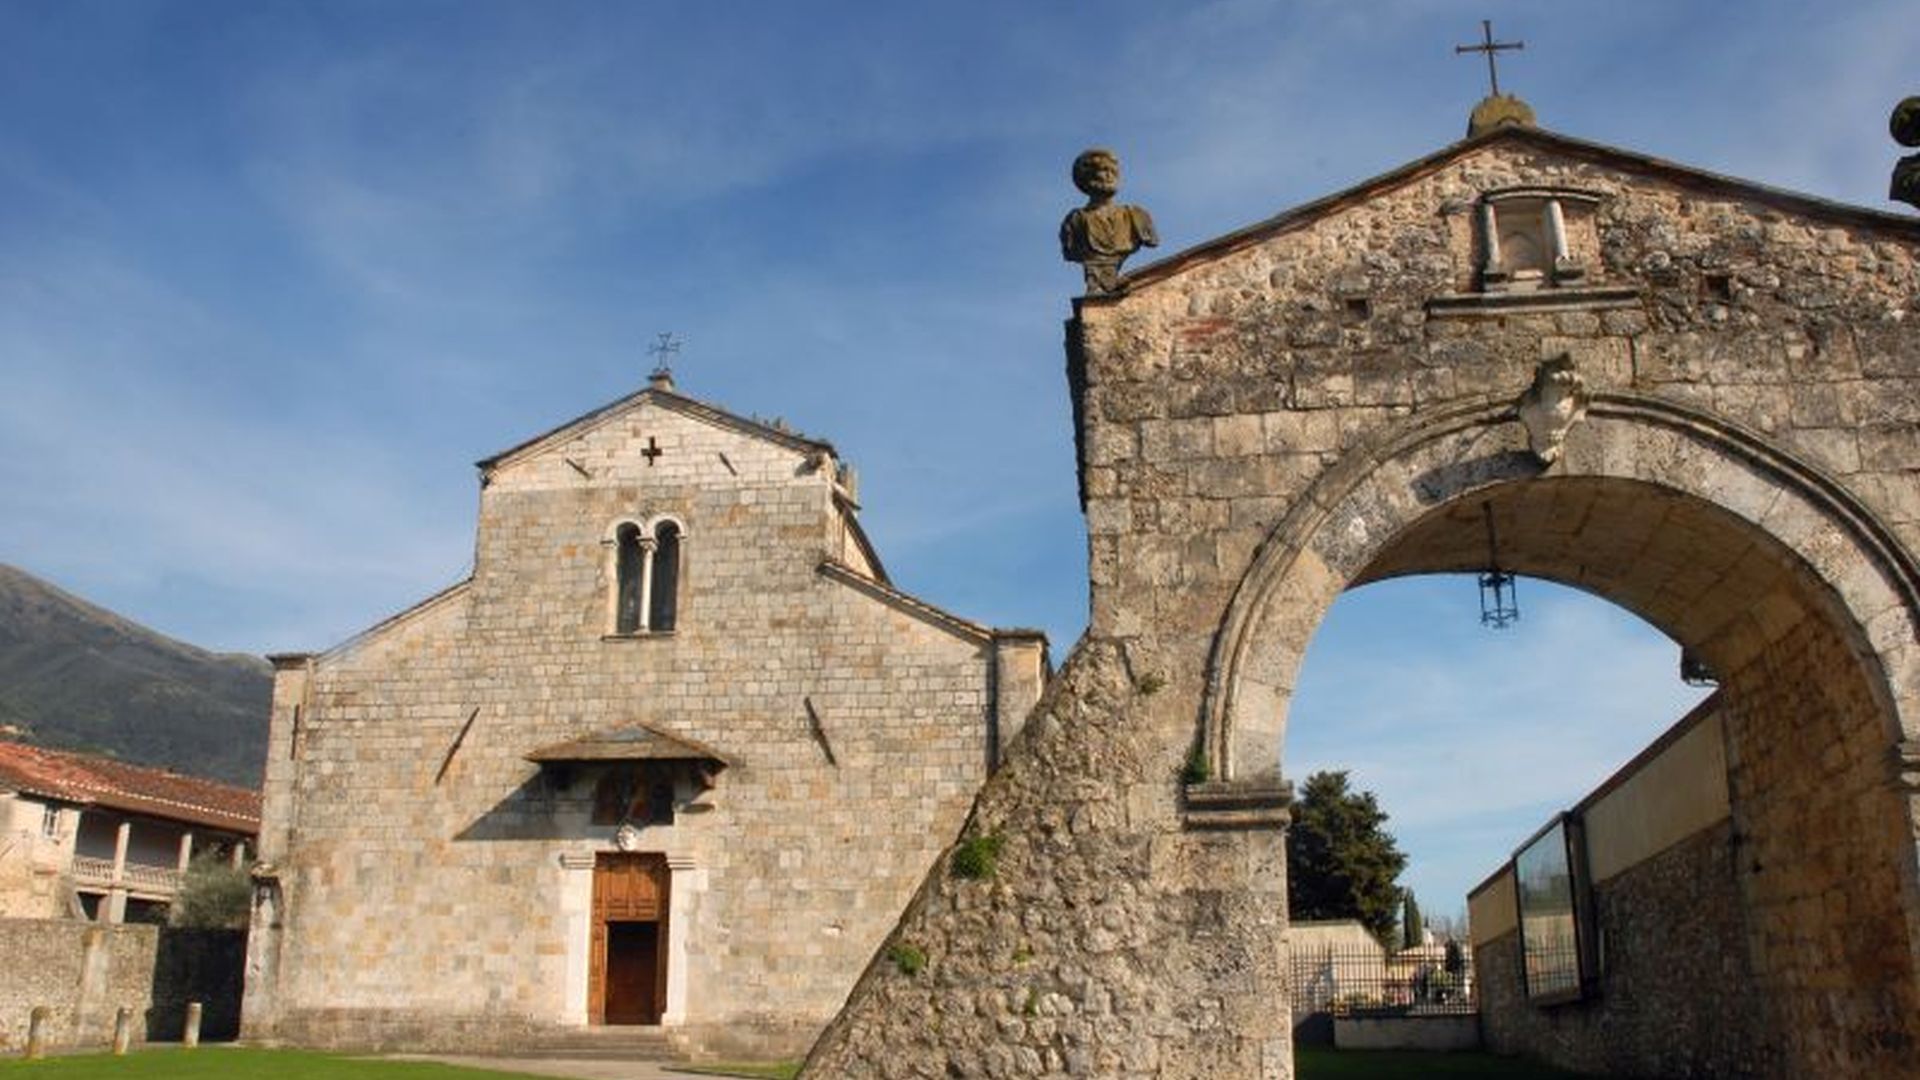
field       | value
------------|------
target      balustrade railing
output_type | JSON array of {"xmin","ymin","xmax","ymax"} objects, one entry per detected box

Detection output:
[
  {"xmin": 68, "ymin": 855, "xmax": 185, "ymax": 894},
  {"xmin": 122, "ymin": 862, "xmax": 183, "ymax": 892},
  {"xmin": 70, "ymin": 855, "xmax": 116, "ymax": 885}
]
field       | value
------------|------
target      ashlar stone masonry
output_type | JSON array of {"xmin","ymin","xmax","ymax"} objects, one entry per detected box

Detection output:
[
  {"xmin": 804, "ymin": 124, "xmax": 1920, "ymax": 1078},
  {"xmin": 242, "ymin": 375, "xmax": 1046, "ymax": 1059}
]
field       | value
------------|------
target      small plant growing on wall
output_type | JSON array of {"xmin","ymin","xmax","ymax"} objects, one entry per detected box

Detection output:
[
  {"xmin": 1180, "ymin": 740, "xmax": 1211, "ymax": 785},
  {"xmin": 1135, "ymin": 672, "xmax": 1166, "ymax": 695},
  {"xmin": 887, "ymin": 942, "xmax": 927, "ymax": 976},
  {"xmin": 949, "ymin": 832, "xmax": 1006, "ymax": 880}
]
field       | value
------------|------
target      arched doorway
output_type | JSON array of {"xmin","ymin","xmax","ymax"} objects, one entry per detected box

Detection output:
[{"xmin": 1204, "ymin": 397, "xmax": 1920, "ymax": 1075}]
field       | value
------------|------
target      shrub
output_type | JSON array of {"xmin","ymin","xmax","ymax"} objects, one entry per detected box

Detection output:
[
  {"xmin": 950, "ymin": 833, "xmax": 1005, "ymax": 880},
  {"xmin": 171, "ymin": 852, "xmax": 252, "ymax": 930},
  {"xmin": 887, "ymin": 942, "xmax": 926, "ymax": 976}
]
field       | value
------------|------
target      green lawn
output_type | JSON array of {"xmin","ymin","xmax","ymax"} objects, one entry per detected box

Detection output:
[
  {"xmin": 1296, "ymin": 1048, "xmax": 1589, "ymax": 1078},
  {"xmin": 0, "ymin": 1049, "xmax": 550, "ymax": 1080}
]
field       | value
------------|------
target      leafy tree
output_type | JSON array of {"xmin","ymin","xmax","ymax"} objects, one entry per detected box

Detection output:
[
  {"xmin": 170, "ymin": 852, "xmax": 252, "ymax": 930},
  {"xmin": 1401, "ymin": 891, "xmax": 1425, "ymax": 949},
  {"xmin": 1287, "ymin": 770, "xmax": 1408, "ymax": 943}
]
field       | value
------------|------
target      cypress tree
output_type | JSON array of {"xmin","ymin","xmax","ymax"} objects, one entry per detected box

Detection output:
[{"xmin": 1286, "ymin": 769, "xmax": 1409, "ymax": 944}]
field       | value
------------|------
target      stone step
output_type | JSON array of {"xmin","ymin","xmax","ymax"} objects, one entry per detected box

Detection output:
[{"xmin": 518, "ymin": 1027, "xmax": 678, "ymax": 1060}]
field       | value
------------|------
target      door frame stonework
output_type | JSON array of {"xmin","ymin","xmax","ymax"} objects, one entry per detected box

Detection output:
[{"xmin": 589, "ymin": 852, "xmax": 670, "ymax": 1026}]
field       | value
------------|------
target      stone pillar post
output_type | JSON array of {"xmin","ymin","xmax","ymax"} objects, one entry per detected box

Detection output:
[
  {"xmin": 229, "ymin": 841, "xmax": 245, "ymax": 870},
  {"xmin": 111, "ymin": 820, "xmax": 130, "ymax": 881},
  {"xmin": 662, "ymin": 852, "xmax": 702, "ymax": 1027},
  {"xmin": 558, "ymin": 852, "xmax": 596, "ymax": 1026},
  {"xmin": 26, "ymin": 1005, "xmax": 49, "ymax": 1059},
  {"xmin": 242, "ymin": 653, "xmax": 313, "ymax": 1042},
  {"xmin": 177, "ymin": 831, "xmax": 194, "ymax": 873},
  {"xmin": 105, "ymin": 818, "xmax": 132, "ymax": 923},
  {"xmin": 989, "ymin": 631, "xmax": 1048, "ymax": 771},
  {"xmin": 111, "ymin": 1006, "xmax": 131, "ymax": 1054},
  {"xmin": 183, "ymin": 1002, "xmax": 202, "ymax": 1048}
]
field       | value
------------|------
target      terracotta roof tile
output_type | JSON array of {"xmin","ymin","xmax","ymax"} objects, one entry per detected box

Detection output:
[{"xmin": 0, "ymin": 741, "xmax": 260, "ymax": 834}]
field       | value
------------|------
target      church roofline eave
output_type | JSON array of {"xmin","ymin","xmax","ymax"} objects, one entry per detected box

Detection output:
[
  {"xmin": 816, "ymin": 559, "xmax": 995, "ymax": 645},
  {"xmin": 314, "ymin": 575, "xmax": 475, "ymax": 665},
  {"xmin": 1109, "ymin": 124, "xmax": 1920, "ymax": 296},
  {"xmin": 475, "ymin": 386, "xmax": 837, "ymax": 478}
]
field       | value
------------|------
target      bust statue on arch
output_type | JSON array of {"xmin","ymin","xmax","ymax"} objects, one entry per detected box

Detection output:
[{"xmin": 1060, "ymin": 148, "xmax": 1158, "ymax": 295}]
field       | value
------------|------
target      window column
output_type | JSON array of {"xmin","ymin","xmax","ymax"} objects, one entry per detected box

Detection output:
[
  {"xmin": 637, "ymin": 537, "xmax": 658, "ymax": 632},
  {"xmin": 1478, "ymin": 201, "xmax": 1506, "ymax": 286}
]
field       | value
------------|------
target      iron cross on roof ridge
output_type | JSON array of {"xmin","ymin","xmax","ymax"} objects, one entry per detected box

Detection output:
[
  {"xmin": 1456, "ymin": 19, "xmax": 1524, "ymax": 98},
  {"xmin": 648, "ymin": 331, "xmax": 682, "ymax": 381}
]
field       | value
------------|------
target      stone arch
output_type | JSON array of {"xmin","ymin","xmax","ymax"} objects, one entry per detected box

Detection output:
[
  {"xmin": 1198, "ymin": 389, "xmax": 1920, "ymax": 1071},
  {"xmin": 1203, "ymin": 390, "xmax": 1920, "ymax": 785}
]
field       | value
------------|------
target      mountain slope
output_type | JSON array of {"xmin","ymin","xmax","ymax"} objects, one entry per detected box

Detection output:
[{"xmin": 0, "ymin": 564, "xmax": 270, "ymax": 786}]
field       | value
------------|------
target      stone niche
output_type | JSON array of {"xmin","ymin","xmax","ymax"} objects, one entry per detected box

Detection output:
[
  {"xmin": 1477, "ymin": 186, "xmax": 1598, "ymax": 287},
  {"xmin": 1432, "ymin": 185, "xmax": 1636, "ymax": 315}
]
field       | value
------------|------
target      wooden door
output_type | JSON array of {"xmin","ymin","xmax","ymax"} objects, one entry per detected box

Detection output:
[
  {"xmin": 605, "ymin": 922, "xmax": 661, "ymax": 1023},
  {"xmin": 588, "ymin": 853, "xmax": 669, "ymax": 1025}
]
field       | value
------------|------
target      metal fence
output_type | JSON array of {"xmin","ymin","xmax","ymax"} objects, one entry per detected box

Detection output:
[{"xmin": 1288, "ymin": 942, "xmax": 1478, "ymax": 1018}]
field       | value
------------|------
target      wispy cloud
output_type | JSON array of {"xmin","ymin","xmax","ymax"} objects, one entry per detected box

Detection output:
[{"xmin": 1289, "ymin": 578, "xmax": 1712, "ymax": 914}]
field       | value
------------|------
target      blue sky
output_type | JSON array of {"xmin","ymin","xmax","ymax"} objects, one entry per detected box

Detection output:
[{"xmin": 1, "ymin": 1, "xmax": 1911, "ymax": 916}]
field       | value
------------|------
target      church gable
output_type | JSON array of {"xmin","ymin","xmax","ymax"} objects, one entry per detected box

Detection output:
[
  {"xmin": 1122, "ymin": 126, "xmax": 1920, "ymax": 305},
  {"xmin": 479, "ymin": 388, "xmax": 833, "ymax": 496},
  {"xmin": 250, "ymin": 378, "xmax": 1048, "ymax": 1059},
  {"xmin": 1073, "ymin": 126, "xmax": 1918, "ymax": 438}
]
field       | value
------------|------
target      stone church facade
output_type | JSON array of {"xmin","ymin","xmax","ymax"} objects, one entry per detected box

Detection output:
[
  {"xmin": 241, "ymin": 374, "xmax": 1047, "ymax": 1058},
  {"xmin": 803, "ymin": 121, "xmax": 1920, "ymax": 1078}
]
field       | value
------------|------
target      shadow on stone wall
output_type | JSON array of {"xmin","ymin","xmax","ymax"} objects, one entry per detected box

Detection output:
[
  {"xmin": 0, "ymin": 920, "xmax": 246, "ymax": 1051},
  {"xmin": 148, "ymin": 928, "xmax": 248, "ymax": 1042}
]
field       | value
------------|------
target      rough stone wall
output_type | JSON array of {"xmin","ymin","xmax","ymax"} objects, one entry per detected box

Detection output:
[
  {"xmin": 810, "ymin": 130, "xmax": 1919, "ymax": 1077},
  {"xmin": 1076, "ymin": 136, "xmax": 1919, "ymax": 684},
  {"xmin": 802, "ymin": 640, "xmax": 1290, "ymax": 1079},
  {"xmin": 1717, "ymin": 611, "xmax": 1920, "ymax": 1072},
  {"xmin": 0, "ymin": 920, "xmax": 155, "ymax": 1052},
  {"xmin": 1476, "ymin": 822, "xmax": 1771, "ymax": 1077},
  {"xmin": 246, "ymin": 395, "xmax": 1042, "ymax": 1058}
]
